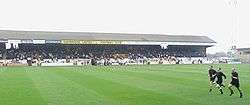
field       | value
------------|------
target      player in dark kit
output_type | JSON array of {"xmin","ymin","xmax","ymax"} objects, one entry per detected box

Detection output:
[
  {"xmin": 228, "ymin": 68, "xmax": 243, "ymax": 98},
  {"xmin": 215, "ymin": 68, "xmax": 226, "ymax": 94},
  {"xmin": 208, "ymin": 66, "xmax": 217, "ymax": 92}
]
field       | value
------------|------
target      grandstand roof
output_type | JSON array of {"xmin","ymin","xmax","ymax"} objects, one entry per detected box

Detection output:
[{"xmin": 0, "ymin": 30, "xmax": 216, "ymax": 43}]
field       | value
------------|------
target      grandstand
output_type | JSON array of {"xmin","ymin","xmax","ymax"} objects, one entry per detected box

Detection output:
[
  {"xmin": 0, "ymin": 30, "xmax": 216, "ymax": 66},
  {"xmin": 236, "ymin": 48, "xmax": 250, "ymax": 63}
]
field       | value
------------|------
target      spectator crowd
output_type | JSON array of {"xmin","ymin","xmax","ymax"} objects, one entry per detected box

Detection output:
[{"xmin": 0, "ymin": 44, "xmax": 207, "ymax": 65}]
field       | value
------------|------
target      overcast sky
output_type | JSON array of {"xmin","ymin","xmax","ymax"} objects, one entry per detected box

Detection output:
[{"xmin": 0, "ymin": 0, "xmax": 248, "ymax": 54}]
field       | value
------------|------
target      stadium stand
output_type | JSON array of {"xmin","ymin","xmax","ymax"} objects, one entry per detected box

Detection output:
[{"xmin": 0, "ymin": 30, "xmax": 216, "ymax": 66}]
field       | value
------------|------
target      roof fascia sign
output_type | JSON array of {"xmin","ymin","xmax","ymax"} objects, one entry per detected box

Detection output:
[{"xmin": 61, "ymin": 40, "xmax": 215, "ymax": 46}]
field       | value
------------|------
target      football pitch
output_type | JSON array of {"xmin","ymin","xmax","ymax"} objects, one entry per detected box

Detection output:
[{"xmin": 0, "ymin": 64, "xmax": 249, "ymax": 105}]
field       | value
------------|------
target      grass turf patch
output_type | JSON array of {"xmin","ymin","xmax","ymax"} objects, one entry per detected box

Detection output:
[{"xmin": 0, "ymin": 64, "xmax": 249, "ymax": 105}]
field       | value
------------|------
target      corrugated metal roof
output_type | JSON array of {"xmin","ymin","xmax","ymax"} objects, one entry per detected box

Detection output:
[{"xmin": 0, "ymin": 30, "xmax": 216, "ymax": 43}]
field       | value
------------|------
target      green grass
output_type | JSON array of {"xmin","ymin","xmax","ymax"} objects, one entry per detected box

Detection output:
[{"xmin": 0, "ymin": 64, "xmax": 249, "ymax": 105}]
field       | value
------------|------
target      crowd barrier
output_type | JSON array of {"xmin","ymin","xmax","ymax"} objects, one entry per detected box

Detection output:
[{"xmin": 0, "ymin": 57, "xmax": 217, "ymax": 67}]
